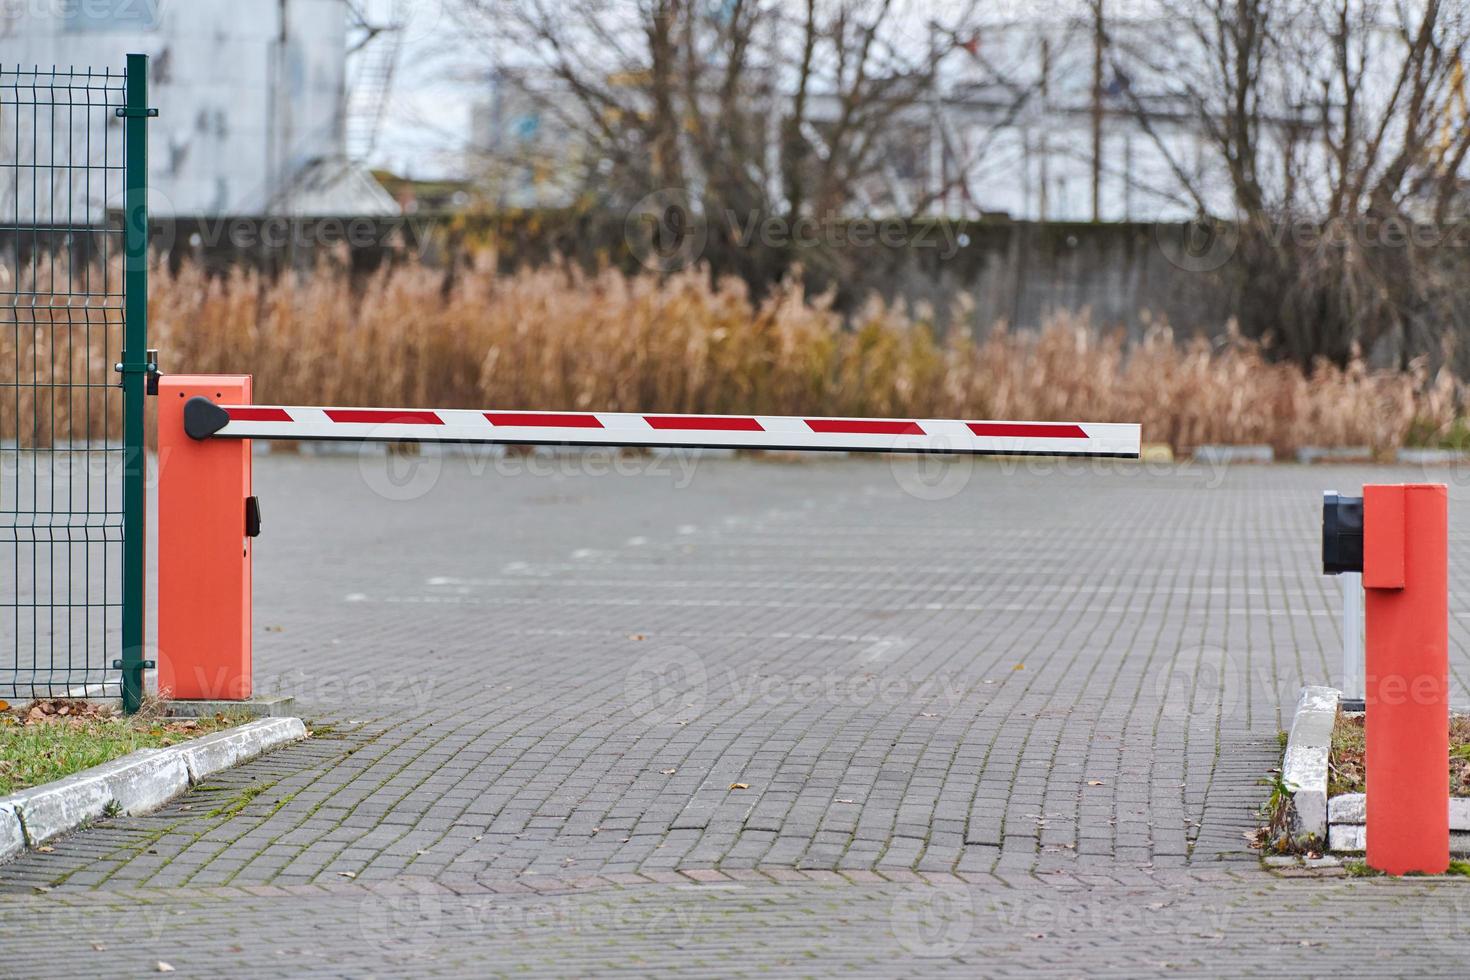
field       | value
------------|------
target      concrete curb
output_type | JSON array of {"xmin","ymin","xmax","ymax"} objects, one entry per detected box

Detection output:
[
  {"xmin": 1396, "ymin": 447, "xmax": 1469, "ymax": 465},
  {"xmin": 0, "ymin": 803, "xmax": 22, "ymax": 864},
  {"xmin": 1283, "ymin": 685, "xmax": 1339, "ymax": 841},
  {"xmin": 175, "ymin": 717, "xmax": 306, "ymax": 784},
  {"xmin": 1192, "ymin": 444, "xmax": 1274, "ymax": 464},
  {"xmin": 1327, "ymin": 793, "xmax": 1470, "ymax": 854},
  {"xmin": 1296, "ymin": 446, "xmax": 1373, "ymax": 465},
  {"xmin": 0, "ymin": 717, "xmax": 306, "ymax": 855}
]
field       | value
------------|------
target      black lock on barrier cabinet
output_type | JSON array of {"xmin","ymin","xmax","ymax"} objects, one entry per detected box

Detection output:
[{"xmin": 1322, "ymin": 491, "xmax": 1364, "ymax": 574}]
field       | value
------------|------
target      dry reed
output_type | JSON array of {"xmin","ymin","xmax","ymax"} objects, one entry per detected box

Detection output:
[{"xmin": 8, "ymin": 255, "xmax": 1461, "ymax": 454}]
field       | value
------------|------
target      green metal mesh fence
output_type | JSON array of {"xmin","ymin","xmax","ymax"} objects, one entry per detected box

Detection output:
[{"xmin": 0, "ymin": 61, "xmax": 146, "ymax": 702}]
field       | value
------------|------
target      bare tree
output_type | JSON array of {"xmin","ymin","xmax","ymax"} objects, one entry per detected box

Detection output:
[
  {"xmin": 456, "ymin": 0, "xmax": 1000, "ymax": 290},
  {"xmin": 1115, "ymin": 0, "xmax": 1470, "ymax": 368}
]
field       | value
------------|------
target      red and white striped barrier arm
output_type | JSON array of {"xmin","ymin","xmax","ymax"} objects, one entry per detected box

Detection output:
[{"xmin": 183, "ymin": 399, "xmax": 1140, "ymax": 458}]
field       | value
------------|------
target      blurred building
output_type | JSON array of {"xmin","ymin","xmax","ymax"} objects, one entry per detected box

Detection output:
[
  {"xmin": 465, "ymin": 11, "xmax": 1249, "ymax": 222},
  {"xmin": 469, "ymin": 71, "xmax": 589, "ymax": 210},
  {"xmin": 0, "ymin": 0, "xmax": 398, "ymax": 222}
]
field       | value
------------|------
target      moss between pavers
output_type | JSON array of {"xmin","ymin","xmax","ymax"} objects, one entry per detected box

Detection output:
[
  {"xmin": 1328, "ymin": 711, "xmax": 1470, "ymax": 797},
  {"xmin": 0, "ymin": 697, "xmax": 245, "ymax": 796}
]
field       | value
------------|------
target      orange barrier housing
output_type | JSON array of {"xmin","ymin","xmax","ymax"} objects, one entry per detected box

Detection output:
[
  {"xmin": 157, "ymin": 375, "xmax": 253, "ymax": 700},
  {"xmin": 1364, "ymin": 483, "xmax": 1449, "ymax": 875}
]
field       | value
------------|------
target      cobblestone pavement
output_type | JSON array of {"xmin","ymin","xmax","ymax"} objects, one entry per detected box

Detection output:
[{"xmin": 6, "ymin": 451, "xmax": 1470, "ymax": 975}]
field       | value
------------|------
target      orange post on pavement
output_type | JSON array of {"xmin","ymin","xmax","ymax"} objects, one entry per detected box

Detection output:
[
  {"xmin": 157, "ymin": 375, "xmax": 254, "ymax": 700},
  {"xmin": 1364, "ymin": 483, "xmax": 1449, "ymax": 875}
]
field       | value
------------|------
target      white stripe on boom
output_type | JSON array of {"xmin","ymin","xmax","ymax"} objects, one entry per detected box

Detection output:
[{"xmin": 185, "ymin": 400, "xmax": 1141, "ymax": 458}]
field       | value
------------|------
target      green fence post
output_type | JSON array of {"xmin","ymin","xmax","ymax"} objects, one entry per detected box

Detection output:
[{"xmin": 120, "ymin": 53, "xmax": 154, "ymax": 714}]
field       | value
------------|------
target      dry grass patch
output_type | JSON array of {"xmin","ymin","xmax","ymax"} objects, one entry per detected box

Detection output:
[
  {"xmin": 0, "ymin": 697, "xmax": 243, "ymax": 796},
  {"xmin": 1328, "ymin": 712, "xmax": 1470, "ymax": 797},
  {"xmin": 148, "ymin": 258, "xmax": 1462, "ymax": 457},
  {"xmin": 6, "ymin": 255, "xmax": 1467, "ymax": 455}
]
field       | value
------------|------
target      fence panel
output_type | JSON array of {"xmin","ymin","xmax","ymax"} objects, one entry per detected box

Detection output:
[{"xmin": 0, "ymin": 59, "xmax": 148, "ymax": 705}]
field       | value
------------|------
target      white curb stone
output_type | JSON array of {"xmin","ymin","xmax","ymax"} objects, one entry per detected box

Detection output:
[
  {"xmin": 0, "ymin": 716, "xmax": 307, "ymax": 853},
  {"xmin": 0, "ymin": 803, "xmax": 23, "ymax": 864},
  {"xmin": 6, "ymin": 750, "xmax": 189, "ymax": 846},
  {"xmin": 1329, "ymin": 793, "xmax": 1365, "ymax": 825},
  {"xmin": 1327, "ymin": 824, "xmax": 1470, "ymax": 854},
  {"xmin": 1283, "ymin": 686, "xmax": 1339, "ymax": 840},
  {"xmin": 1329, "ymin": 825, "xmax": 1365, "ymax": 852},
  {"xmin": 176, "ymin": 717, "xmax": 307, "ymax": 783},
  {"xmin": 1397, "ymin": 447, "xmax": 1469, "ymax": 465},
  {"xmin": 1193, "ymin": 444, "xmax": 1274, "ymax": 464},
  {"xmin": 1296, "ymin": 446, "xmax": 1372, "ymax": 465},
  {"xmin": 1328, "ymin": 793, "xmax": 1470, "ymax": 854}
]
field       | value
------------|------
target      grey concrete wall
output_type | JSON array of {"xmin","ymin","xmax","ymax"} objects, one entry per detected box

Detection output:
[{"xmin": 863, "ymin": 221, "xmax": 1239, "ymax": 339}]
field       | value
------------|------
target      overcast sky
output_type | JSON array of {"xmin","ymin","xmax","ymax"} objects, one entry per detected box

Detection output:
[
  {"xmin": 363, "ymin": 0, "xmax": 480, "ymax": 179},
  {"xmin": 364, "ymin": 0, "xmax": 1111, "ymax": 179},
  {"xmin": 365, "ymin": 0, "xmax": 1152, "ymax": 181}
]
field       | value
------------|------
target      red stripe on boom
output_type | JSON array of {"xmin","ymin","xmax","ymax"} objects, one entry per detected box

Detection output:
[
  {"xmin": 967, "ymin": 422, "xmax": 1088, "ymax": 439},
  {"xmin": 485, "ymin": 412, "xmax": 604, "ymax": 428},
  {"xmin": 325, "ymin": 409, "xmax": 444, "ymax": 425},
  {"xmin": 645, "ymin": 416, "xmax": 765, "ymax": 432},
  {"xmin": 227, "ymin": 407, "xmax": 293, "ymax": 423},
  {"xmin": 806, "ymin": 419, "xmax": 925, "ymax": 436}
]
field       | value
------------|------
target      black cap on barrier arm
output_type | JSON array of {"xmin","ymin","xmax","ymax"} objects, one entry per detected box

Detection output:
[{"xmin": 183, "ymin": 397, "xmax": 230, "ymax": 440}]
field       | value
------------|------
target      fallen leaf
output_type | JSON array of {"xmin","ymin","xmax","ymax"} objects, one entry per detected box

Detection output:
[
  {"xmin": 0, "ymin": 699, "xmax": 8, "ymax": 711},
  {"xmin": 91, "ymin": 943, "xmax": 105, "ymax": 951},
  {"xmin": 156, "ymin": 963, "xmax": 175, "ymax": 973},
  {"xmin": 1013, "ymin": 663, "xmax": 1026, "ymax": 671},
  {"xmin": 729, "ymin": 782, "xmax": 749, "ymax": 790},
  {"xmin": 628, "ymin": 633, "xmax": 646, "ymax": 641},
  {"xmin": 36, "ymin": 846, "xmax": 54, "ymax": 853},
  {"xmin": 1087, "ymin": 780, "xmax": 1104, "ymax": 786}
]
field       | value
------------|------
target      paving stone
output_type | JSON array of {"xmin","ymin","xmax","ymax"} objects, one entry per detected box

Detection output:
[{"xmin": 2, "ymin": 458, "xmax": 1451, "ymax": 974}]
